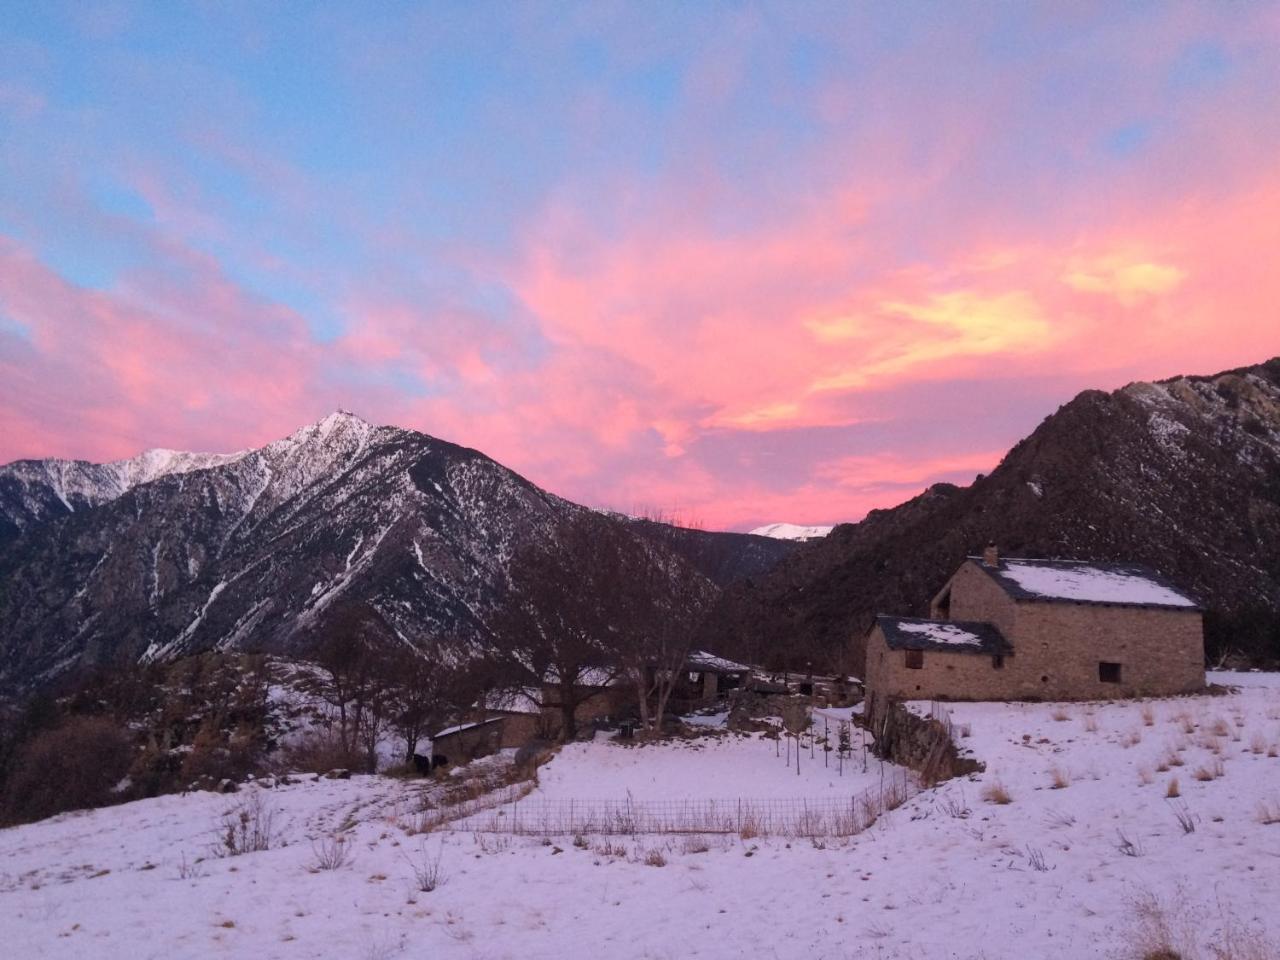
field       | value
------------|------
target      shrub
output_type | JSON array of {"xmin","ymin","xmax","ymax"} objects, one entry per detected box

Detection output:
[
  {"xmin": 681, "ymin": 835, "xmax": 710, "ymax": 854},
  {"xmin": 1165, "ymin": 777, "xmax": 1180, "ymax": 799},
  {"xmin": 2, "ymin": 715, "xmax": 133, "ymax": 823},
  {"xmin": 405, "ymin": 841, "xmax": 446, "ymax": 892},
  {"xmin": 278, "ymin": 727, "xmax": 365, "ymax": 775},
  {"xmin": 643, "ymin": 848, "xmax": 667, "ymax": 867},
  {"xmin": 214, "ymin": 791, "xmax": 277, "ymax": 856},
  {"xmin": 310, "ymin": 834, "xmax": 354, "ymax": 871}
]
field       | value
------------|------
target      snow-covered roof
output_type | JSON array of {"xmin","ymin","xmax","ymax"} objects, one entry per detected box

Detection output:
[
  {"xmin": 432, "ymin": 717, "xmax": 504, "ymax": 740},
  {"xmin": 971, "ymin": 558, "xmax": 1200, "ymax": 610},
  {"xmin": 876, "ymin": 616, "xmax": 1010, "ymax": 655},
  {"xmin": 687, "ymin": 650, "xmax": 752, "ymax": 674},
  {"xmin": 543, "ymin": 667, "xmax": 622, "ymax": 688}
]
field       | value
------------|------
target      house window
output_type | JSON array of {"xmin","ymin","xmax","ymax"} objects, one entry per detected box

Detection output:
[
  {"xmin": 1099, "ymin": 661, "xmax": 1122, "ymax": 684},
  {"xmin": 992, "ymin": 654, "xmax": 1005, "ymax": 670},
  {"xmin": 905, "ymin": 649, "xmax": 924, "ymax": 670}
]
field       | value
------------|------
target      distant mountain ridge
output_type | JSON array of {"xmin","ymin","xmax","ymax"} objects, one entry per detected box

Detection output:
[
  {"xmin": 0, "ymin": 447, "xmax": 248, "ymax": 545},
  {"xmin": 701, "ymin": 358, "xmax": 1280, "ymax": 670},
  {"xmin": 0, "ymin": 413, "xmax": 794, "ymax": 698},
  {"xmin": 747, "ymin": 523, "xmax": 835, "ymax": 541}
]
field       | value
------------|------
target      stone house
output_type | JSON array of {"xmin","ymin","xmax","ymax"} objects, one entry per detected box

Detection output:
[
  {"xmin": 429, "ymin": 717, "xmax": 506, "ymax": 766},
  {"xmin": 673, "ymin": 650, "xmax": 752, "ymax": 706},
  {"xmin": 538, "ymin": 670, "xmax": 633, "ymax": 737},
  {"xmin": 865, "ymin": 545, "xmax": 1204, "ymax": 704}
]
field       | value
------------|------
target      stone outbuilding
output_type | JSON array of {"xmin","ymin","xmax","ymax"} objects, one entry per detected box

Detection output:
[
  {"xmin": 865, "ymin": 545, "xmax": 1204, "ymax": 704},
  {"xmin": 675, "ymin": 650, "xmax": 752, "ymax": 705},
  {"xmin": 429, "ymin": 717, "xmax": 506, "ymax": 767}
]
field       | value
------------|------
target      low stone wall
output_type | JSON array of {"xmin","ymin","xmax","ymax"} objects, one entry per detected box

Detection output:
[{"xmin": 863, "ymin": 695, "xmax": 983, "ymax": 784}]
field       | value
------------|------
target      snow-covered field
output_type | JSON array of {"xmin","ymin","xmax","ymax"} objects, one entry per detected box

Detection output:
[{"xmin": 2, "ymin": 673, "xmax": 1278, "ymax": 959}]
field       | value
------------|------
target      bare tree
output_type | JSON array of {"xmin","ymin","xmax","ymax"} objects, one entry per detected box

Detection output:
[
  {"xmin": 486, "ymin": 512, "xmax": 717, "ymax": 741},
  {"xmin": 617, "ymin": 511, "xmax": 719, "ymax": 736},
  {"xmin": 309, "ymin": 603, "xmax": 396, "ymax": 771},
  {"xmin": 382, "ymin": 648, "xmax": 480, "ymax": 765}
]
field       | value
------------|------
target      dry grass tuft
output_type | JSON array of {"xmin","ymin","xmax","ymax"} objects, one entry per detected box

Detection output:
[
  {"xmin": 1258, "ymin": 800, "xmax": 1280, "ymax": 826},
  {"xmin": 1192, "ymin": 759, "xmax": 1225, "ymax": 782},
  {"xmin": 1051, "ymin": 708, "xmax": 1071, "ymax": 722},
  {"xmin": 1140, "ymin": 704, "xmax": 1156, "ymax": 727},
  {"xmin": 981, "ymin": 780, "xmax": 1013, "ymax": 805},
  {"xmin": 1049, "ymin": 766, "xmax": 1071, "ymax": 790},
  {"xmin": 1165, "ymin": 776, "xmax": 1180, "ymax": 799}
]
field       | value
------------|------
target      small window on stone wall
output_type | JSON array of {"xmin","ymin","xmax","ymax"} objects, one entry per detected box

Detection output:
[
  {"xmin": 1099, "ymin": 661, "xmax": 1122, "ymax": 683},
  {"xmin": 992, "ymin": 654, "xmax": 1005, "ymax": 670},
  {"xmin": 905, "ymin": 649, "xmax": 924, "ymax": 670}
]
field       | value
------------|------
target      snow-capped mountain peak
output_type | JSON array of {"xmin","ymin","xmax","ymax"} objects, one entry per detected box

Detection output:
[
  {"xmin": 0, "ymin": 445, "xmax": 247, "ymax": 535},
  {"xmin": 748, "ymin": 522, "xmax": 834, "ymax": 541}
]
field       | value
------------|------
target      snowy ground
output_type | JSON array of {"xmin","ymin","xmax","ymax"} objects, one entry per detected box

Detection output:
[{"xmin": 2, "ymin": 672, "xmax": 1278, "ymax": 959}]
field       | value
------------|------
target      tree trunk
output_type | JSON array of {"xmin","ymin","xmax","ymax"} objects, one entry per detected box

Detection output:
[
  {"xmin": 635, "ymin": 672, "xmax": 652, "ymax": 734},
  {"xmin": 559, "ymin": 681, "xmax": 578, "ymax": 741}
]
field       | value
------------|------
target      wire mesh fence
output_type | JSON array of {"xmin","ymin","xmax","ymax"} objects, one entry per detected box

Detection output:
[{"xmin": 432, "ymin": 769, "xmax": 915, "ymax": 839}]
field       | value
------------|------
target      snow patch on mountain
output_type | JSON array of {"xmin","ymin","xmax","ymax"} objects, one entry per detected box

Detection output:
[{"xmin": 748, "ymin": 522, "xmax": 834, "ymax": 541}]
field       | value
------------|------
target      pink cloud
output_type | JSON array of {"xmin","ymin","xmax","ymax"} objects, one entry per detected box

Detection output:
[{"xmin": 0, "ymin": 236, "xmax": 331, "ymax": 462}]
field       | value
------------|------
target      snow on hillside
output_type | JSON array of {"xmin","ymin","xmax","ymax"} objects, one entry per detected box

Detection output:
[
  {"xmin": 748, "ymin": 522, "xmax": 834, "ymax": 541},
  {"xmin": 0, "ymin": 446, "xmax": 246, "ymax": 529},
  {"xmin": 2, "ymin": 675, "xmax": 1278, "ymax": 959}
]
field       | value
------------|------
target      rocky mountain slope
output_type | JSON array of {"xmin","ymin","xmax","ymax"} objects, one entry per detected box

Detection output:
[
  {"xmin": 0, "ymin": 448, "xmax": 247, "ymax": 546},
  {"xmin": 701, "ymin": 358, "xmax": 1280, "ymax": 670},
  {"xmin": 0, "ymin": 413, "xmax": 793, "ymax": 697}
]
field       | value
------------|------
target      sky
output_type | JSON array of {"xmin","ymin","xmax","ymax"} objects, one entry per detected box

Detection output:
[{"xmin": 1, "ymin": 2, "xmax": 1278, "ymax": 531}]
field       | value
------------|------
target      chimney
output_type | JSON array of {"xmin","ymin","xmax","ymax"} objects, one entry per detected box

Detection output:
[{"xmin": 982, "ymin": 542, "xmax": 999, "ymax": 567}]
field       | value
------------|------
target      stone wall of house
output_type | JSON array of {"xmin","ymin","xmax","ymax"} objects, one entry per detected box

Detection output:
[
  {"xmin": 865, "ymin": 625, "xmax": 1014, "ymax": 701},
  {"xmin": 865, "ymin": 602, "xmax": 1205, "ymax": 703},
  {"xmin": 539, "ymin": 685, "xmax": 634, "ymax": 738},
  {"xmin": 932, "ymin": 560, "xmax": 1018, "ymax": 635},
  {"xmin": 1009, "ymin": 602, "xmax": 1204, "ymax": 699},
  {"xmin": 432, "ymin": 721, "xmax": 504, "ymax": 765},
  {"xmin": 497, "ymin": 712, "xmax": 547, "ymax": 749}
]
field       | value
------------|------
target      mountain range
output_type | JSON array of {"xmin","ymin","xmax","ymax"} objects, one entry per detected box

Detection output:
[
  {"xmin": 699, "ymin": 358, "xmax": 1280, "ymax": 671},
  {"xmin": 4, "ymin": 357, "xmax": 1279, "ymax": 700},
  {"xmin": 0, "ymin": 413, "xmax": 793, "ymax": 698}
]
